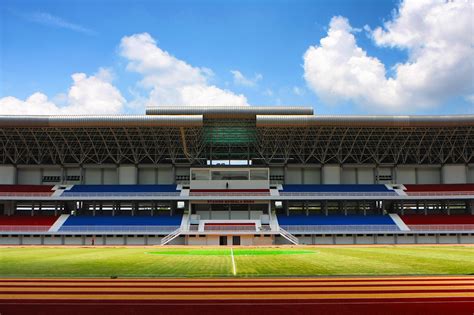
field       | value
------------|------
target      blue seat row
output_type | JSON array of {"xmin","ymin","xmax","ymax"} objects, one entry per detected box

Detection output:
[
  {"xmin": 280, "ymin": 184, "xmax": 392, "ymax": 193},
  {"xmin": 61, "ymin": 215, "xmax": 182, "ymax": 226},
  {"xmin": 277, "ymin": 215, "xmax": 396, "ymax": 225}
]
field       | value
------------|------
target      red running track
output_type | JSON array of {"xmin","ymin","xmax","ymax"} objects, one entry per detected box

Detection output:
[{"xmin": 0, "ymin": 276, "xmax": 473, "ymax": 315}]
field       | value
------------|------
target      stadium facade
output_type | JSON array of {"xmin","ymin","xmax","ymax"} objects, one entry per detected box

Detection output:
[{"xmin": 0, "ymin": 106, "xmax": 473, "ymax": 245}]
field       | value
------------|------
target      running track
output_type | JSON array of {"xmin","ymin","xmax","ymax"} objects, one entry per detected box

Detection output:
[{"xmin": 0, "ymin": 276, "xmax": 473, "ymax": 315}]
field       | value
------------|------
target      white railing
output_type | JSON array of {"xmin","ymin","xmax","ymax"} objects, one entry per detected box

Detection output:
[
  {"xmin": 278, "ymin": 227, "xmax": 299, "ymax": 245},
  {"xmin": 58, "ymin": 225, "xmax": 179, "ymax": 233},
  {"xmin": 0, "ymin": 192, "xmax": 53, "ymax": 197},
  {"xmin": 407, "ymin": 192, "xmax": 474, "ymax": 196},
  {"xmin": 280, "ymin": 225, "xmax": 401, "ymax": 233},
  {"xmin": 0, "ymin": 225, "xmax": 51, "ymax": 232},
  {"xmin": 161, "ymin": 228, "xmax": 182, "ymax": 245},
  {"xmin": 279, "ymin": 192, "xmax": 397, "ymax": 197},
  {"xmin": 408, "ymin": 224, "xmax": 474, "ymax": 231}
]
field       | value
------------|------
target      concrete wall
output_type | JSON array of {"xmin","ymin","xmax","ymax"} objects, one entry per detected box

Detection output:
[
  {"xmin": 3, "ymin": 162, "xmax": 473, "ymax": 185},
  {"xmin": 396, "ymin": 167, "xmax": 416, "ymax": 184},
  {"xmin": 118, "ymin": 165, "xmax": 137, "ymax": 184},
  {"xmin": 0, "ymin": 165, "xmax": 16, "ymax": 184},
  {"xmin": 17, "ymin": 168, "xmax": 41, "ymax": 185},
  {"xmin": 417, "ymin": 167, "xmax": 441, "ymax": 184},
  {"xmin": 341, "ymin": 168, "xmax": 357, "ymax": 184},
  {"xmin": 468, "ymin": 166, "xmax": 474, "ymax": 183},
  {"xmin": 0, "ymin": 233, "xmax": 472, "ymax": 245},
  {"xmin": 357, "ymin": 168, "xmax": 374, "ymax": 184},
  {"xmin": 442, "ymin": 164, "xmax": 467, "ymax": 184},
  {"xmin": 322, "ymin": 165, "xmax": 341, "ymax": 184}
]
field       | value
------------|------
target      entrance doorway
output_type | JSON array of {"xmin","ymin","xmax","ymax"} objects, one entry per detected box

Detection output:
[
  {"xmin": 219, "ymin": 236, "xmax": 227, "ymax": 245},
  {"xmin": 232, "ymin": 236, "xmax": 241, "ymax": 246}
]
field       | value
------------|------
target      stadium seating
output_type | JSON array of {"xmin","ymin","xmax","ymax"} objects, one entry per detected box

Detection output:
[
  {"xmin": 0, "ymin": 215, "xmax": 58, "ymax": 232},
  {"xmin": 403, "ymin": 184, "xmax": 474, "ymax": 196},
  {"xmin": 58, "ymin": 215, "xmax": 183, "ymax": 233},
  {"xmin": 61, "ymin": 185, "xmax": 180, "ymax": 196},
  {"xmin": 399, "ymin": 215, "xmax": 474, "ymax": 232},
  {"xmin": 279, "ymin": 185, "xmax": 397, "ymax": 196},
  {"xmin": 277, "ymin": 214, "xmax": 399, "ymax": 232},
  {"xmin": 0, "ymin": 185, "xmax": 54, "ymax": 197},
  {"xmin": 400, "ymin": 215, "xmax": 474, "ymax": 225}
]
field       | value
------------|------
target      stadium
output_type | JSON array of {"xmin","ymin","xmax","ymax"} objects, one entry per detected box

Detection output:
[
  {"xmin": 0, "ymin": 106, "xmax": 473, "ymax": 246},
  {"xmin": 1, "ymin": 106, "xmax": 474, "ymax": 314}
]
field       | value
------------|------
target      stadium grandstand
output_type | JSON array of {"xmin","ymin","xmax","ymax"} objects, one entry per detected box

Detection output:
[{"xmin": 0, "ymin": 106, "xmax": 473, "ymax": 246}]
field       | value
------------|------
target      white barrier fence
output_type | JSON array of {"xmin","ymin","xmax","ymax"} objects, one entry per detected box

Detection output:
[
  {"xmin": 407, "ymin": 225, "xmax": 474, "ymax": 231},
  {"xmin": 280, "ymin": 225, "xmax": 401, "ymax": 233}
]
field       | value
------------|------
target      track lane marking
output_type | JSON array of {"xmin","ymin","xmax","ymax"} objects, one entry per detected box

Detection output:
[
  {"xmin": 3, "ymin": 285, "xmax": 473, "ymax": 293},
  {"xmin": 2, "ymin": 280, "xmax": 474, "ymax": 287},
  {"xmin": 1, "ymin": 276, "xmax": 473, "ymax": 282},
  {"xmin": 1, "ymin": 292, "xmax": 473, "ymax": 300}
]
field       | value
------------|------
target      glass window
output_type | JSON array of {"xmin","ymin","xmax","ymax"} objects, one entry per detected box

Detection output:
[
  {"xmin": 250, "ymin": 169, "xmax": 269, "ymax": 180},
  {"xmin": 211, "ymin": 170, "xmax": 249, "ymax": 180},
  {"xmin": 191, "ymin": 170, "xmax": 210, "ymax": 180}
]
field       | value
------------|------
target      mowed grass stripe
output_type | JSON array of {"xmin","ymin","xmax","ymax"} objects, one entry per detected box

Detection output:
[
  {"xmin": 1, "ymin": 292, "xmax": 474, "ymax": 300},
  {"xmin": 3, "ymin": 285, "xmax": 474, "ymax": 293},
  {"xmin": 2, "ymin": 246, "xmax": 474, "ymax": 277},
  {"xmin": 2, "ymin": 280, "xmax": 474, "ymax": 287}
]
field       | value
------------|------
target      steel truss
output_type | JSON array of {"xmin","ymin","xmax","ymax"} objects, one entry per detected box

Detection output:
[
  {"xmin": 0, "ymin": 125, "xmax": 472, "ymax": 166},
  {"xmin": 0, "ymin": 127, "xmax": 204, "ymax": 165},
  {"xmin": 256, "ymin": 126, "xmax": 473, "ymax": 165}
]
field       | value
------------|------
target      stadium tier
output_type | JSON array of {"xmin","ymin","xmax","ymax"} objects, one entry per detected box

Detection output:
[
  {"xmin": 277, "ymin": 214, "xmax": 400, "ymax": 233},
  {"xmin": 404, "ymin": 184, "xmax": 474, "ymax": 196},
  {"xmin": 0, "ymin": 185, "xmax": 55, "ymax": 197},
  {"xmin": 0, "ymin": 107, "xmax": 473, "ymax": 245},
  {"xmin": 399, "ymin": 215, "xmax": 474, "ymax": 232},
  {"xmin": 58, "ymin": 215, "xmax": 182, "ymax": 233},
  {"xmin": 279, "ymin": 184, "xmax": 397, "ymax": 196},
  {"xmin": 61, "ymin": 185, "xmax": 180, "ymax": 197},
  {"xmin": 0, "ymin": 215, "xmax": 58, "ymax": 232}
]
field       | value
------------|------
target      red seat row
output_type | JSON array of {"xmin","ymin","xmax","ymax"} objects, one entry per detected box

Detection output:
[
  {"xmin": 400, "ymin": 215, "xmax": 474, "ymax": 225},
  {"xmin": 0, "ymin": 216, "xmax": 58, "ymax": 226},
  {"xmin": 404, "ymin": 184, "xmax": 474, "ymax": 193}
]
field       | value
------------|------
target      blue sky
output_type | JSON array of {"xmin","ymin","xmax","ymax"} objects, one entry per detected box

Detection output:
[{"xmin": 0, "ymin": 0, "xmax": 473, "ymax": 115}]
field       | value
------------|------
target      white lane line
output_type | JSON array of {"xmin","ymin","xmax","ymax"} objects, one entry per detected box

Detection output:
[{"xmin": 230, "ymin": 247, "xmax": 237, "ymax": 276}]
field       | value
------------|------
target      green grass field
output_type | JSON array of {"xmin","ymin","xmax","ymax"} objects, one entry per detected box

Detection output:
[{"xmin": 1, "ymin": 246, "xmax": 473, "ymax": 278}]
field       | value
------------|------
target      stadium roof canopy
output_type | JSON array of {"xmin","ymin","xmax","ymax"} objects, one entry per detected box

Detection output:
[{"xmin": 0, "ymin": 106, "xmax": 472, "ymax": 166}]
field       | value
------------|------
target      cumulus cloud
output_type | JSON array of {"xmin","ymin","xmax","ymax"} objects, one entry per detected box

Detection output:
[
  {"xmin": 0, "ymin": 68, "xmax": 125, "ymax": 114},
  {"xmin": 120, "ymin": 33, "xmax": 249, "ymax": 106},
  {"xmin": 230, "ymin": 70, "xmax": 262, "ymax": 87},
  {"xmin": 303, "ymin": 0, "xmax": 474, "ymax": 111}
]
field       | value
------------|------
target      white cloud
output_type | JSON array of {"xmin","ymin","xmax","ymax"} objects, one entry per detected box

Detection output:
[
  {"xmin": 303, "ymin": 0, "xmax": 474, "ymax": 111},
  {"xmin": 25, "ymin": 12, "xmax": 95, "ymax": 35},
  {"xmin": 120, "ymin": 33, "xmax": 249, "ymax": 106},
  {"xmin": 230, "ymin": 70, "xmax": 262, "ymax": 87},
  {"xmin": 0, "ymin": 69, "xmax": 125, "ymax": 115}
]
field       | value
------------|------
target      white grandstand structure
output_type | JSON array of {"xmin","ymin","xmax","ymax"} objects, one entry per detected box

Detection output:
[{"xmin": 0, "ymin": 106, "xmax": 473, "ymax": 245}]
